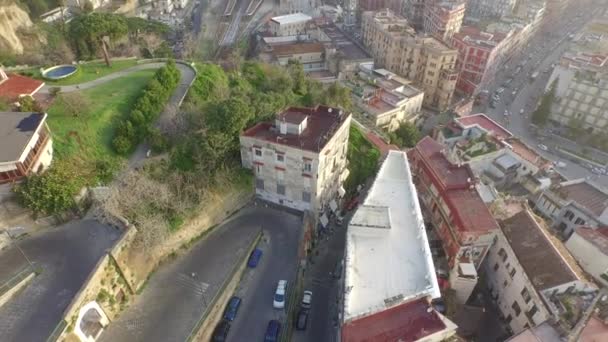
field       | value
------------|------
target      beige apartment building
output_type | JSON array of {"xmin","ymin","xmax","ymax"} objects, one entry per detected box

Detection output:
[
  {"xmin": 361, "ymin": 9, "xmax": 459, "ymax": 111},
  {"xmin": 240, "ymin": 105, "xmax": 351, "ymax": 213},
  {"xmin": 423, "ymin": 1, "xmax": 466, "ymax": 42}
]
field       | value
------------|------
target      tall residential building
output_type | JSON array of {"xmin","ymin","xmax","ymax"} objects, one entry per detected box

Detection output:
[
  {"xmin": 484, "ymin": 209, "xmax": 596, "ymax": 336},
  {"xmin": 466, "ymin": 0, "xmax": 518, "ymax": 20},
  {"xmin": 341, "ymin": 150, "xmax": 457, "ymax": 342},
  {"xmin": 408, "ymin": 136, "xmax": 500, "ymax": 303},
  {"xmin": 402, "ymin": 0, "xmax": 427, "ymax": 29},
  {"xmin": 240, "ymin": 106, "xmax": 351, "ymax": 213},
  {"xmin": 343, "ymin": 0, "xmax": 357, "ymax": 26},
  {"xmin": 361, "ymin": 10, "xmax": 459, "ymax": 111},
  {"xmin": 423, "ymin": 1, "xmax": 466, "ymax": 42}
]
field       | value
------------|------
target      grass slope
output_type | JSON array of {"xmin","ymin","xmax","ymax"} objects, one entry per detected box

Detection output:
[{"xmin": 47, "ymin": 69, "xmax": 156, "ymax": 163}]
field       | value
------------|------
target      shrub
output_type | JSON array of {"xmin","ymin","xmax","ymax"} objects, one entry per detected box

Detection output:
[{"xmin": 112, "ymin": 135, "xmax": 133, "ymax": 155}]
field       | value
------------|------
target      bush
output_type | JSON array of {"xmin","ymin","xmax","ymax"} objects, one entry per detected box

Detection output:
[
  {"xmin": 112, "ymin": 135, "xmax": 133, "ymax": 155},
  {"xmin": 49, "ymin": 87, "xmax": 61, "ymax": 97}
]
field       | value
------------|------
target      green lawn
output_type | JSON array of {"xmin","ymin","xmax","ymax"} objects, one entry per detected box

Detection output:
[
  {"xmin": 33, "ymin": 59, "xmax": 139, "ymax": 86},
  {"xmin": 47, "ymin": 69, "xmax": 156, "ymax": 163}
]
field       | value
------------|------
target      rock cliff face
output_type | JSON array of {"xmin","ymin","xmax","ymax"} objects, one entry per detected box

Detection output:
[{"xmin": 0, "ymin": 3, "xmax": 34, "ymax": 55}]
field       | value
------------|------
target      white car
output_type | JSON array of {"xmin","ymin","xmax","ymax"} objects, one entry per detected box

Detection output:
[
  {"xmin": 538, "ymin": 144, "xmax": 548, "ymax": 151},
  {"xmin": 301, "ymin": 290, "xmax": 312, "ymax": 309},
  {"xmin": 273, "ymin": 280, "xmax": 287, "ymax": 309}
]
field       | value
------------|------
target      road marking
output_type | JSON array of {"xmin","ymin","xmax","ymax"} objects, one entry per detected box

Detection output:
[{"xmin": 176, "ymin": 273, "xmax": 210, "ymax": 296}]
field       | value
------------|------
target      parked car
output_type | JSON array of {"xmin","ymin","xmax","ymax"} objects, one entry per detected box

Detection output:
[
  {"xmin": 555, "ymin": 161, "xmax": 567, "ymax": 169},
  {"xmin": 301, "ymin": 290, "xmax": 313, "ymax": 309},
  {"xmin": 295, "ymin": 309, "xmax": 309, "ymax": 330},
  {"xmin": 496, "ymin": 87, "xmax": 505, "ymax": 94},
  {"xmin": 247, "ymin": 248, "xmax": 263, "ymax": 268},
  {"xmin": 264, "ymin": 320, "xmax": 281, "ymax": 342},
  {"xmin": 519, "ymin": 109, "xmax": 525, "ymax": 115},
  {"xmin": 432, "ymin": 298, "xmax": 446, "ymax": 314},
  {"xmin": 332, "ymin": 259, "xmax": 344, "ymax": 279},
  {"xmin": 223, "ymin": 296, "xmax": 242, "ymax": 321},
  {"xmin": 489, "ymin": 101, "xmax": 497, "ymax": 109},
  {"xmin": 537, "ymin": 144, "xmax": 548, "ymax": 151},
  {"xmin": 273, "ymin": 280, "xmax": 287, "ymax": 309},
  {"xmin": 211, "ymin": 320, "xmax": 231, "ymax": 342}
]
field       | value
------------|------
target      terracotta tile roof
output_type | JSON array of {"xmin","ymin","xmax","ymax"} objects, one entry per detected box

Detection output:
[
  {"xmin": 413, "ymin": 136, "xmax": 474, "ymax": 189},
  {"xmin": 446, "ymin": 188, "xmax": 499, "ymax": 234},
  {"xmin": 456, "ymin": 114, "xmax": 512, "ymax": 140},
  {"xmin": 573, "ymin": 227, "xmax": 608, "ymax": 256},
  {"xmin": 242, "ymin": 105, "xmax": 349, "ymax": 153},
  {"xmin": 559, "ymin": 181, "xmax": 608, "ymax": 217},
  {"xmin": 0, "ymin": 73, "xmax": 45, "ymax": 101},
  {"xmin": 341, "ymin": 298, "xmax": 447, "ymax": 342},
  {"xmin": 500, "ymin": 210, "xmax": 579, "ymax": 291},
  {"xmin": 271, "ymin": 42, "xmax": 324, "ymax": 57}
]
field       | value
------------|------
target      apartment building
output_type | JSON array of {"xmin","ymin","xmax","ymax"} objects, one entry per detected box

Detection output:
[
  {"xmin": 268, "ymin": 42, "xmax": 326, "ymax": 70},
  {"xmin": 348, "ymin": 67, "xmax": 424, "ymax": 131},
  {"xmin": 240, "ymin": 106, "xmax": 351, "ymax": 213},
  {"xmin": 408, "ymin": 136, "xmax": 499, "ymax": 303},
  {"xmin": 532, "ymin": 179, "xmax": 608, "ymax": 238},
  {"xmin": 466, "ymin": 0, "xmax": 518, "ymax": 20},
  {"xmin": 0, "ymin": 112, "xmax": 53, "ymax": 184},
  {"xmin": 341, "ymin": 150, "xmax": 457, "ymax": 342},
  {"xmin": 423, "ymin": 1, "xmax": 466, "ymax": 42},
  {"xmin": 402, "ymin": 0, "xmax": 427, "ymax": 29},
  {"xmin": 565, "ymin": 227, "xmax": 608, "ymax": 287},
  {"xmin": 361, "ymin": 10, "xmax": 459, "ymax": 111},
  {"xmin": 268, "ymin": 13, "xmax": 312, "ymax": 37},
  {"xmin": 484, "ymin": 209, "xmax": 595, "ymax": 335}
]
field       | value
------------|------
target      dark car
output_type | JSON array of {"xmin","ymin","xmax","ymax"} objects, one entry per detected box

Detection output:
[
  {"xmin": 223, "ymin": 296, "xmax": 242, "ymax": 321},
  {"xmin": 211, "ymin": 320, "xmax": 231, "ymax": 342},
  {"xmin": 295, "ymin": 309, "xmax": 309, "ymax": 330},
  {"xmin": 332, "ymin": 259, "xmax": 343, "ymax": 279},
  {"xmin": 247, "ymin": 248, "xmax": 263, "ymax": 268},
  {"xmin": 264, "ymin": 320, "xmax": 281, "ymax": 342}
]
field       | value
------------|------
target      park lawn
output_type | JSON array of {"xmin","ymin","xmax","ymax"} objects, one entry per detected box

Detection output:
[
  {"xmin": 47, "ymin": 69, "xmax": 156, "ymax": 164},
  {"xmin": 344, "ymin": 125, "xmax": 381, "ymax": 195},
  {"xmin": 38, "ymin": 59, "xmax": 139, "ymax": 86}
]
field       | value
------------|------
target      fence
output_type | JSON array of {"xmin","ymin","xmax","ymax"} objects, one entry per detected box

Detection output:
[
  {"xmin": 185, "ymin": 229, "xmax": 263, "ymax": 341},
  {"xmin": 45, "ymin": 320, "xmax": 67, "ymax": 342},
  {"xmin": 0, "ymin": 266, "xmax": 34, "ymax": 300}
]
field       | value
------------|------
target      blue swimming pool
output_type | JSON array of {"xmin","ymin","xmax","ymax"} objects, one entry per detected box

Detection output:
[{"xmin": 42, "ymin": 65, "xmax": 78, "ymax": 80}]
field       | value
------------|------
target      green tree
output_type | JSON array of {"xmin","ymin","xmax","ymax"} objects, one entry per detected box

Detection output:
[
  {"xmin": 19, "ymin": 97, "xmax": 42, "ymax": 112},
  {"xmin": 0, "ymin": 97, "xmax": 10, "ymax": 111},
  {"xmin": 204, "ymin": 97, "xmax": 254, "ymax": 138},
  {"xmin": 388, "ymin": 122, "xmax": 421, "ymax": 148},
  {"xmin": 191, "ymin": 63, "xmax": 229, "ymax": 100},
  {"xmin": 68, "ymin": 13, "xmax": 128, "ymax": 66},
  {"xmin": 532, "ymin": 79, "xmax": 558, "ymax": 126},
  {"xmin": 287, "ymin": 60, "xmax": 307, "ymax": 95},
  {"xmin": 322, "ymin": 82, "xmax": 352, "ymax": 110}
]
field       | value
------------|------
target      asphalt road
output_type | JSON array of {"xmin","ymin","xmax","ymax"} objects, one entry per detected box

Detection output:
[
  {"xmin": 479, "ymin": 7, "xmax": 608, "ymax": 187},
  {"xmin": 0, "ymin": 220, "xmax": 121, "ymax": 342},
  {"xmin": 99, "ymin": 205, "xmax": 302, "ymax": 342}
]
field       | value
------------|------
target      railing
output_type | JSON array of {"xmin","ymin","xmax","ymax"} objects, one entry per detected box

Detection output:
[
  {"xmin": 46, "ymin": 319, "xmax": 67, "ymax": 342},
  {"xmin": 0, "ymin": 266, "xmax": 33, "ymax": 298}
]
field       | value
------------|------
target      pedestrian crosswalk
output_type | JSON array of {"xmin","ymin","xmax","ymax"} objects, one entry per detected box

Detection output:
[{"xmin": 176, "ymin": 273, "xmax": 210, "ymax": 296}]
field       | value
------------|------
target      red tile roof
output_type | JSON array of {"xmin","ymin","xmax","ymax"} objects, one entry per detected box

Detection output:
[
  {"xmin": 242, "ymin": 105, "xmax": 349, "ymax": 153},
  {"xmin": 446, "ymin": 188, "xmax": 500, "ymax": 234},
  {"xmin": 559, "ymin": 181, "xmax": 608, "ymax": 217},
  {"xmin": 0, "ymin": 73, "xmax": 45, "ymax": 101},
  {"xmin": 573, "ymin": 226, "xmax": 608, "ymax": 255},
  {"xmin": 365, "ymin": 131, "xmax": 398, "ymax": 155},
  {"xmin": 413, "ymin": 136, "xmax": 474, "ymax": 190},
  {"xmin": 456, "ymin": 114, "xmax": 512, "ymax": 140},
  {"xmin": 341, "ymin": 298, "xmax": 447, "ymax": 342}
]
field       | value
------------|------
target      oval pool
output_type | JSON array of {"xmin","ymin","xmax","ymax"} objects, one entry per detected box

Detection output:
[{"xmin": 42, "ymin": 65, "xmax": 78, "ymax": 80}]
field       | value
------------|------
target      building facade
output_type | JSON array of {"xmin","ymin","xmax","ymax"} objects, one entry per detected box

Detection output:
[
  {"xmin": 0, "ymin": 112, "xmax": 53, "ymax": 184},
  {"xmin": 484, "ymin": 209, "xmax": 594, "ymax": 335},
  {"xmin": 268, "ymin": 13, "xmax": 312, "ymax": 37},
  {"xmin": 466, "ymin": 0, "xmax": 517, "ymax": 20},
  {"xmin": 409, "ymin": 136, "xmax": 499, "ymax": 303},
  {"xmin": 565, "ymin": 227, "xmax": 608, "ymax": 287},
  {"xmin": 361, "ymin": 10, "xmax": 459, "ymax": 111},
  {"xmin": 423, "ymin": 1, "xmax": 466, "ymax": 42},
  {"xmin": 240, "ymin": 106, "xmax": 351, "ymax": 213}
]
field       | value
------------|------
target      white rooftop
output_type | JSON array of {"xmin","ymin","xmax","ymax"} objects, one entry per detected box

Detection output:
[
  {"xmin": 343, "ymin": 150, "xmax": 441, "ymax": 322},
  {"xmin": 270, "ymin": 12, "xmax": 312, "ymax": 25}
]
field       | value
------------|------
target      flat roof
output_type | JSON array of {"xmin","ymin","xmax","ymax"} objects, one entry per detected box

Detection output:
[
  {"xmin": 271, "ymin": 42, "xmax": 324, "ymax": 57},
  {"xmin": 500, "ymin": 210, "xmax": 579, "ymax": 291},
  {"xmin": 270, "ymin": 12, "xmax": 311, "ymax": 25},
  {"xmin": 344, "ymin": 150, "xmax": 440, "ymax": 322},
  {"xmin": 558, "ymin": 180, "xmax": 608, "ymax": 217},
  {"xmin": 319, "ymin": 24, "xmax": 371, "ymax": 60},
  {"xmin": 0, "ymin": 112, "xmax": 46, "ymax": 162},
  {"xmin": 241, "ymin": 106, "xmax": 349, "ymax": 153},
  {"xmin": 456, "ymin": 113, "xmax": 513, "ymax": 140},
  {"xmin": 413, "ymin": 136, "xmax": 474, "ymax": 189},
  {"xmin": 572, "ymin": 226, "xmax": 608, "ymax": 256}
]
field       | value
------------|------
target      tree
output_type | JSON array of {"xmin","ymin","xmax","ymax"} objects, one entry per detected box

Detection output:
[
  {"xmin": 68, "ymin": 13, "xmax": 128, "ymax": 66},
  {"xmin": 532, "ymin": 78, "xmax": 558, "ymax": 126},
  {"xmin": 82, "ymin": 0, "xmax": 94, "ymax": 13},
  {"xmin": 58, "ymin": 92, "xmax": 90, "ymax": 117},
  {"xmin": 0, "ymin": 97, "xmax": 10, "ymax": 111},
  {"xmin": 322, "ymin": 82, "xmax": 352, "ymax": 110},
  {"xmin": 204, "ymin": 97, "xmax": 254, "ymax": 138},
  {"xmin": 287, "ymin": 60, "xmax": 306, "ymax": 95},
  {"xmin": 19, "ymin": 96, "xmax": 42, "ymax": 112},
  {"xmin": 388, "ymin": 122, "xmax": 422, "ymax": 148}
]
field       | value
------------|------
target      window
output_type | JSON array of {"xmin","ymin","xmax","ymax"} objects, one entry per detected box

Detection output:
[
  {"xmin": 503, "ymin": 280, "xmax": 508, "ymax": 288},
  {"xmin": 509, "ymin": 268, "xmax": 516, "ymax": 279},
  {"xmin": 255, "ymin": 164, "xmax": 262, "ymax": 174},
  {"xmin": 498, "ymin": 248, "xmax": 508, "ymax": 262},
  {"xmin": 303, "ymin": 161, "xmax": 312, "ymax": 173},
  {"xmin": 493, "ymin": 263, "xmax": 499, "ymax": 271},
  {"xmin": 564, "ymin": 210, "xmax": 575, "ymax": 221},
  {"xmin": 526, "ymin": 305, "xmax": 538, "ymax": 322},
  {"xmin": 254, "ymin": 148, "xmax": 262, "ymax": 157},
  {"xmin": 512, "ymin": 301, "xmax": 521, "ymax": 316},
  {"xmin": 302, "ymin": 191, "xmax": 311, "ymax": 203},
  {"xmin": 521, "ymin": 288, "xmax": 531, "ymax": 304},
  {"xmin": 255, "ymin": 178, "xmax": 264, "ymax": 190},
  {"xmin": 277, "ymin": 184, "xmax": 285, "ymax": 195},
  {"xmin": 574, "ymin": 217, "xmax": 586, "ymax": 225},
  {"xmin": 505, "ymin": 314, "xmax": 512, "ymax": 324},
  {"xmin": 276, "ymin": 154, "xmax": 285, "ymax": 162}
]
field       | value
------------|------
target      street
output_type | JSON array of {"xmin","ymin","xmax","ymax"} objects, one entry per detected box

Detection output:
[
  {"xmin": 0, "ymin": 220, "xmax": 121, "ymax": 342},
  {"xmin": 99, "ymin": 205, "xmax": 302, "ymax": 342},
  {"xmin": 478, "ymin": 7, "xmax": 608, "ymax": 187}
]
